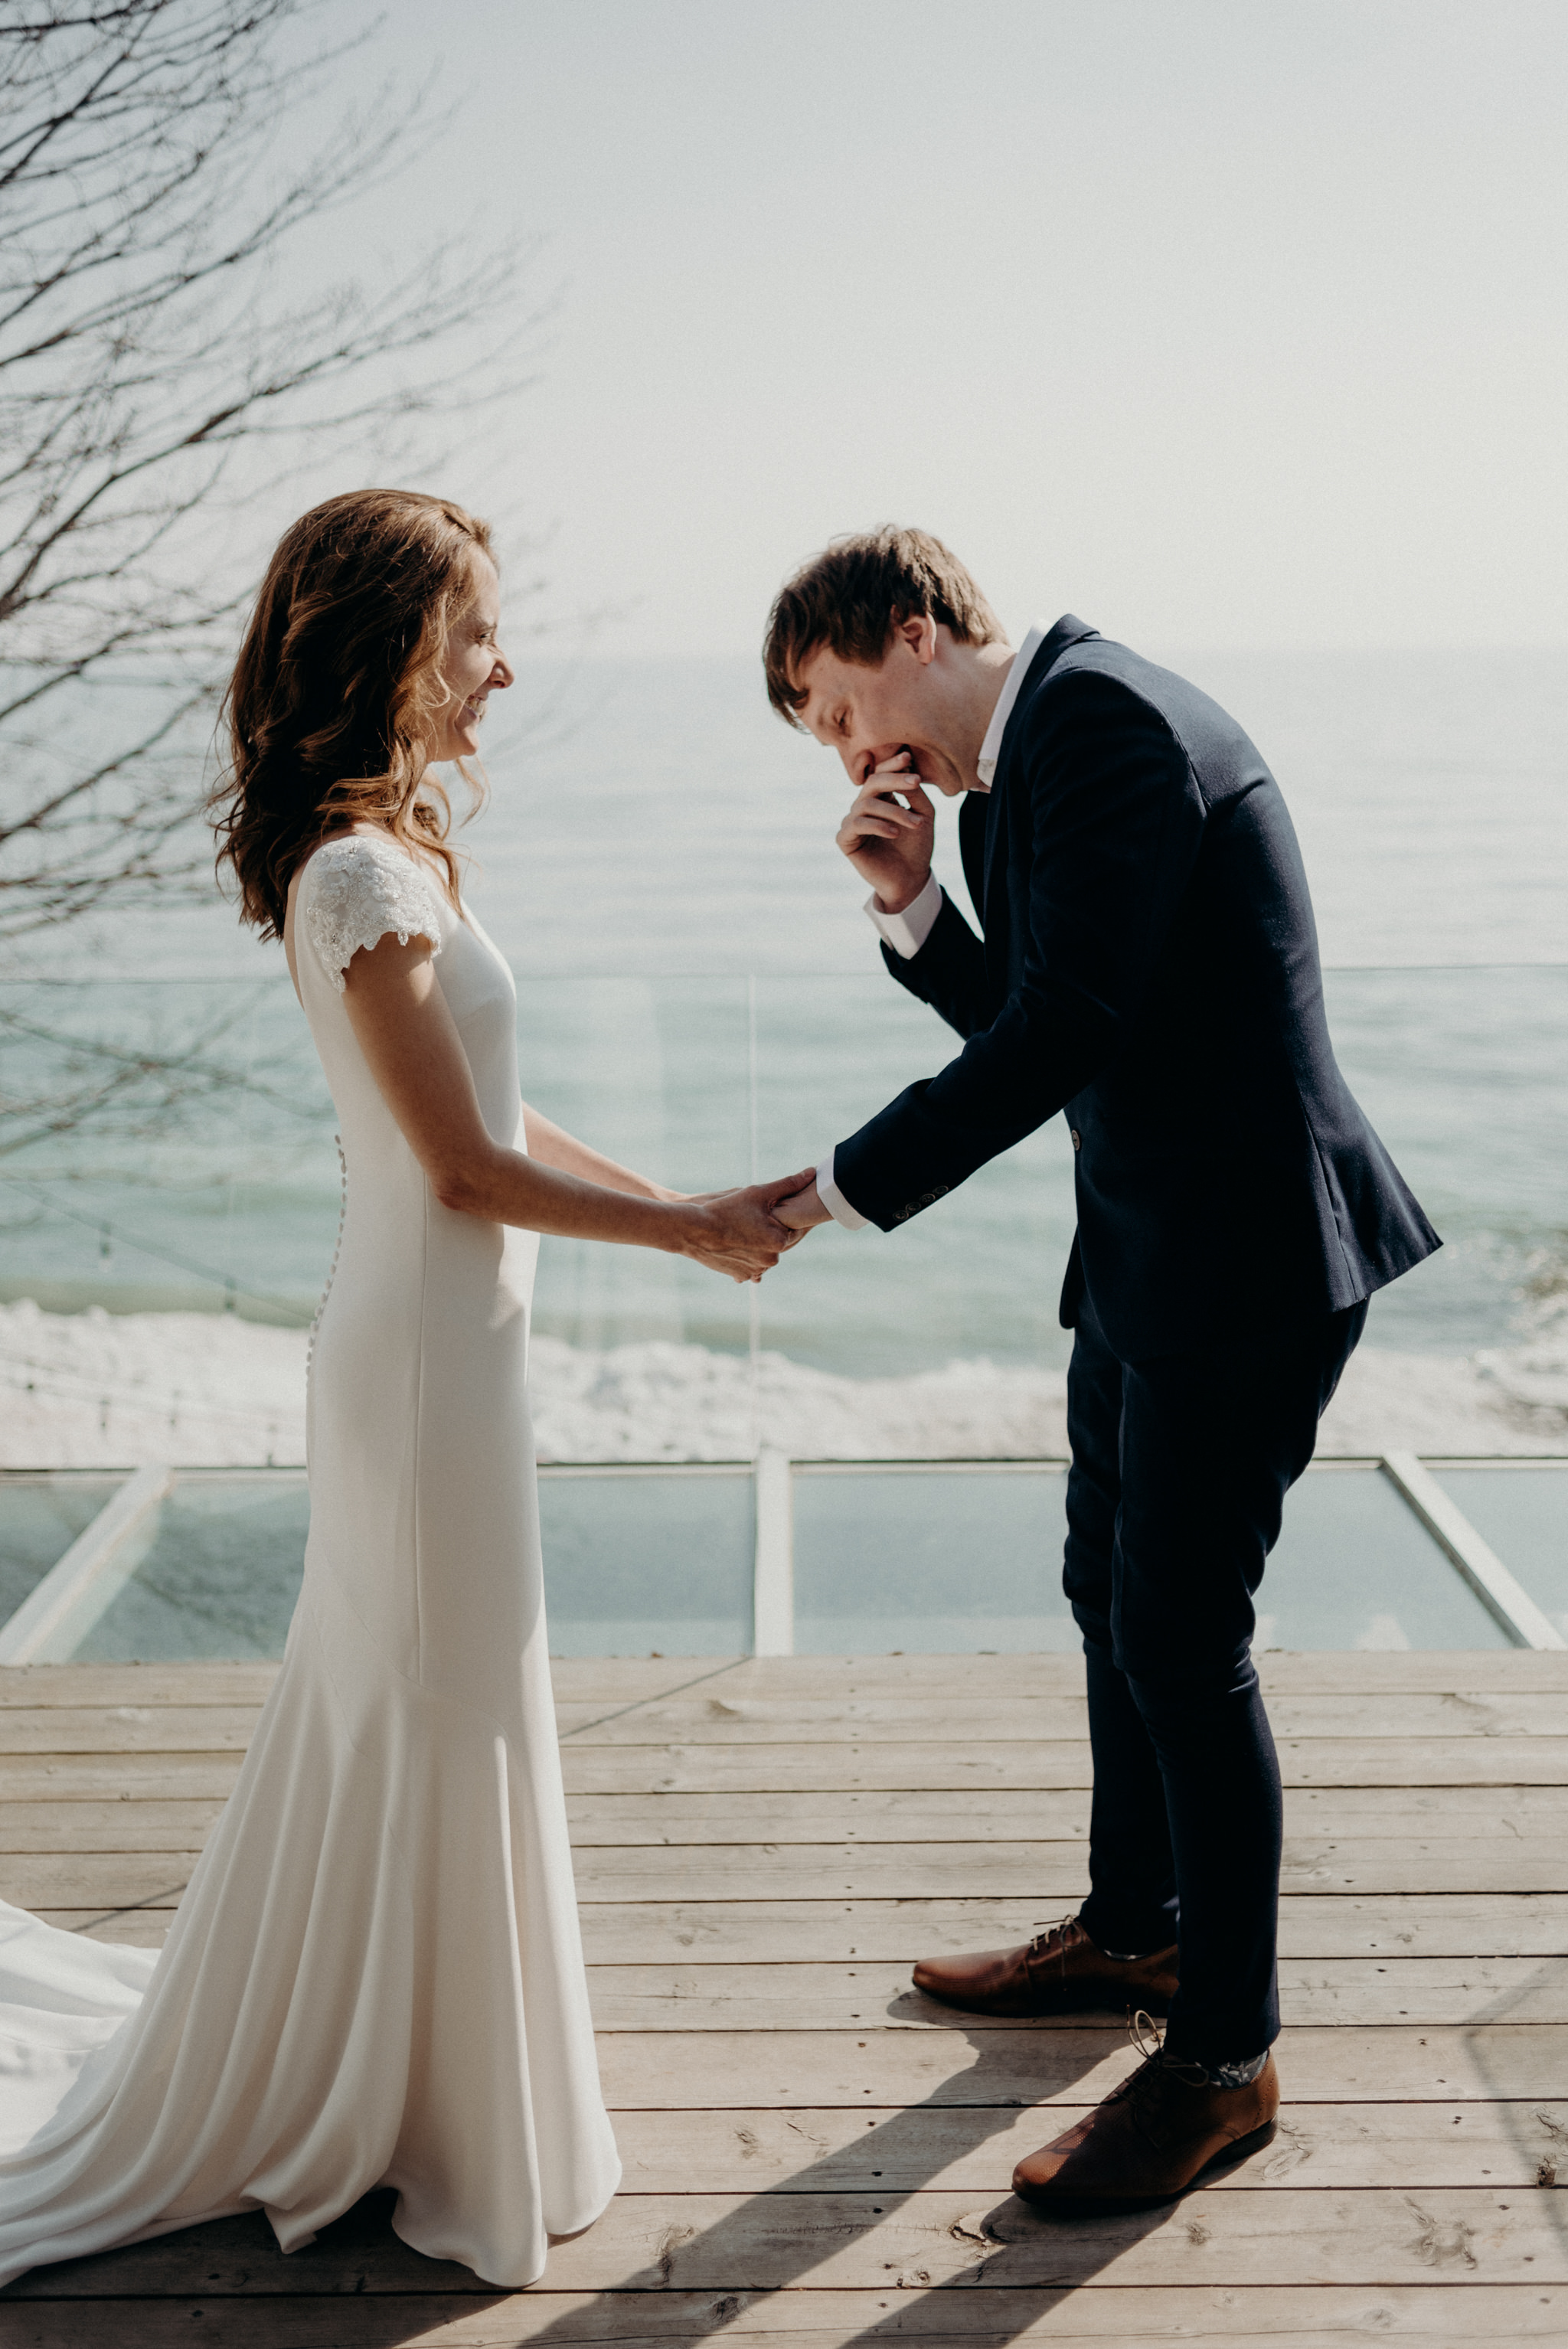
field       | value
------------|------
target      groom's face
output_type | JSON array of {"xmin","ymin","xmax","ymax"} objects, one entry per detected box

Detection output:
[{"xmin": 792, "ymin": 621, "xmax": 972, "ymax": 798}]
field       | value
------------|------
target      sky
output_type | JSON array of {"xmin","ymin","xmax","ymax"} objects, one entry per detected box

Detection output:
[{"xmin": 283, "ymin": 0, "xmax": 1566, "ymax": 661}]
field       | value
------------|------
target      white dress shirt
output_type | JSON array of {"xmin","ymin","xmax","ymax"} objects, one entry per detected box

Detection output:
[{"xmin": 815, "ymin": 624, "xmax": 1046, "ymax": 1232}]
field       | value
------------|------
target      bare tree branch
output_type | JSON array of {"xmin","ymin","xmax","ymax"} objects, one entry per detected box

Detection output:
[{"xmin": 0, "ymin": 0, "xmax": 549, "ymax": 1160}]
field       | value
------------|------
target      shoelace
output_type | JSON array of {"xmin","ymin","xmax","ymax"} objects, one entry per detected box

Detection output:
[
  {"xmin": 1025, "ymin": 1913, "xmax": 1083, "ymax": 1972},
  {"xmin": 1129, "ymin": 2007, "xmax": 1163, "ymax": 2062},
  {"xmin": 1121, "ymin": 2006, "xmax": 1212, "ymax": 2095}
]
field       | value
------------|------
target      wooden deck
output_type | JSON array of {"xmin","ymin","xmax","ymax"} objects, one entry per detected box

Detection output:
[{"xmin": 1, "ymin": 1649, "xmax": 1566, "ymax": 2344}]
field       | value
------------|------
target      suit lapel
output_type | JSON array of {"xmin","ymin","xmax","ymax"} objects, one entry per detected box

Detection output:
[
  {"xmin": 980, "ymin": 613, "xmax": 1099, "ymax": 926},
  {"xmin": 958, "ymin": 791, "xmax": 988, "ymax": 923}
]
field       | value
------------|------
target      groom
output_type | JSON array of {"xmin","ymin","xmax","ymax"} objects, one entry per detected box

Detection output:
[{"xmin": 767, "ymin": 528, "xmax": 1439, "ymax": 2210}]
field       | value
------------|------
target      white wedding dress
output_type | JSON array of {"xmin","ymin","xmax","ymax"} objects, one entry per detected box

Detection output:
[{"xmin": 0, "ymin": 831, "xmax": 620, "ymax": 2287}]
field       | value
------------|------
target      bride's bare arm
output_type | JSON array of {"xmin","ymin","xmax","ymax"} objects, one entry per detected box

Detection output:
[
  {"xmin": 521, "ymin": 1106, "xmax": 673, "ymax": 1200},
  {"xmin": 341, "ymin": 933, "xmax": 804, "ymax": 1279}
]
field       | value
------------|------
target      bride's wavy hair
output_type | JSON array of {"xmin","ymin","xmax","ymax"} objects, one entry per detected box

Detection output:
[{"xmin": 210, "ymin": 488, "xmax": 494, "ymax": 939}]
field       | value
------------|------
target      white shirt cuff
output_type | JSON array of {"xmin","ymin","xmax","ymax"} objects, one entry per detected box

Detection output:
[
  {"xmin": 864, "ymin": 871, "xmax": 942, "ymax": 959},
  {"xmin": 816, "ymin": 1147, "xmax": 870, "ymax": 1233}
]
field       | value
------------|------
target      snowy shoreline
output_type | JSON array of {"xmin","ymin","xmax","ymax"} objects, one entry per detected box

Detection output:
[{"xmin": 2, "ymin": 1298, "xmax": 1564, "ymax": 1469}]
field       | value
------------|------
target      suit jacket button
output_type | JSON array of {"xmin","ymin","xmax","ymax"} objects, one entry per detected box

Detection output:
[{"xmin": 1070, "ymin": 1129, "xmax": 1082, "ymax": 1151}]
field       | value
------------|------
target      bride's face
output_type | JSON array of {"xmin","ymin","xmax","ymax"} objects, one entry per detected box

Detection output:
[{"xmin": 427, "ymin": 553, "xmax": 514, "ymax": 761}]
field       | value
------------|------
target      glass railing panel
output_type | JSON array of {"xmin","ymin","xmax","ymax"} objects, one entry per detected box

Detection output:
[
  {"xmin": 1320, "ymin": 965, "xmax": 1568, "ymax": 1357},
  {"xmin": 538, "ymin": 1467, "xmax": 753, "ymax": 1656},
  {"xmin": 1257, "ymin": 1465, "xmax": 1511, "ymax": 1651},
  {"xmin": 791, "ymin": 1465, "xmax": 1077, "ymax": 1655},
  {"xmin": 0, "ymin": 977, "xmax": 333, "ymax": 1322},
  {"xmin": 1430, "ymin": 1465, "xmax": 1568, "ymax": 1637},
  {"xmin": 4, "ymin": 965, "xmax": 1564, "ymax": 1411},
  {"xmin": 517, "ymin": 978, "xmax": 758, "ymax": 1361},
  {"xmin": 750, "ymin": 977, "xmax": 1074, "ymax": 1383},
  {"xmin": 66, "ymin": 1472, "xmax": 310, "ymax": 1662},
  {"xmin": 11, "ymin": 1465, "xmax": 759, "ymax": 1664},
  {"xmin": 0, "ymin": 1459, "xmax": 1544, "ymax": 1662},
  {"xmin": 0, "ymin": 1472, "xmax": 126, "ymax": 1623}
]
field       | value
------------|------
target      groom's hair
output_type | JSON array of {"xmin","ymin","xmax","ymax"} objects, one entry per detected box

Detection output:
[{"xmin": 764, "ymin": 526, "xmax": 1003, "ymax": 725}]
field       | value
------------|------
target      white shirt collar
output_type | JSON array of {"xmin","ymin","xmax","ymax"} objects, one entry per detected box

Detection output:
[{"xmin": 974, "ymin": 622, "xmax": 1046, "ymax": 792}]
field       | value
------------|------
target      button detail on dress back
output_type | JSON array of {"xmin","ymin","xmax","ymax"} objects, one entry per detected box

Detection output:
[
  {"xmin": 1070, "ymin": 1129, "xmax": 1082, "ymax": 1151},
  {"xmin": 306, "ymin": 1134, "xmax": 348, "ymax": 1383}
]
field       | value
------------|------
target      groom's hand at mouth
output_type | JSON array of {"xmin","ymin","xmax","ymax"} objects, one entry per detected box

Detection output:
[
  {"xmin": 837, "ymin": 750, "xmax": 935, "ymax": 916},
  {"xmin": 675, "ymin": 1170, "xmax": 815, "ymax": 1282}
]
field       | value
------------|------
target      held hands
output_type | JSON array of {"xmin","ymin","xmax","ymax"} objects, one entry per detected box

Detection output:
[
  {"xmin": 675, "ymin": 1169, "xmax": 818, "ymax": 1284},
  {"xmin": 836, "ymin": 749, "xmax": 934, "ymax": 915},
  {"xmin": 773, "ymin": 1178, "xmax": 833, "ymax": 1233}
]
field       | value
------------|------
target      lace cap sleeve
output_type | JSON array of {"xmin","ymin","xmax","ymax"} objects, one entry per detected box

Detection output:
[{"xmin": 302, "ymin": 835, "xmax": 447, "ymax": 995}]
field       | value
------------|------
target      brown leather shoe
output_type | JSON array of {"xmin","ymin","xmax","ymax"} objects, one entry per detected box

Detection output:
[
  {"xmin": 1012, "ymin": 2021, "xmax": 1279, "ymax": 2213},
  {"xmin": 912, "ymin": 1914, "xmax": 1179, "ymax": 2018}
]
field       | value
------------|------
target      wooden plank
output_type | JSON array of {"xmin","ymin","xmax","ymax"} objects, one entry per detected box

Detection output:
[
  {"xmin": 562, "ymin": 1694, "xmax": 1568, "ymax": 1743},
  {"xmin": 561, "ymin": 1785, "xmax": 1568, "ymax": 1844},
  {"xmin": 561, "ymin": 1743, "xmax": 1102, "ymax": 1794},
  {"xmin": 34, "ymin": 1841, "xmax": 1568, "ymax": 1916},
  {"xmin": 560, "ymin": 1738, "xmax": 1568, "ymax": 1792},
  {"xmin": 15, "ymin": 2187, "xmax": 1566, "ymax": 2295},
  {"xmin": 549, "ymin": 1658, "xmax": 747, "ymax": 1704},
  {"xmin": 1260, "ymin": 1649, "xmax": 1568, "ymax": 1694},
  {"xmin": 1281, "ymin": 1786, "xmax": 1568, "ymax": 1831},
  {"xmin": 714, "ymin": 1652, "xmax": 1568, "ymax": 1696},
  {"xmin": 593, "ymin": 2026, "xmax": 1568, "ymax": 2107},
  {"xmin": 604, "ymin": 2099, "xmax": 1568, "ymax": 2192},
  {"xmin": 0, "ymin": 1800, "xmax": 224, "ymax": 1852},
  {"xmin": 15, "ymin": 1736, "xmax": 1559, "ymax": 1798},
  {"xmin": 1262, "ymin": 1648, "xmax": 1568, "ymax": 1693},
  {"xmin": 564, "ymin": 1790, "xmax": 1096, "ymax": 1844},
  {"xmin": 0, "ymin": 1855, "xmax": 194, "ymax": 1908},
  {"xmin": 0, "ymin": 1753, "xmax": 244, "ymax": 1802},
  {"xmin": 574, "ymin": 1895, "xmax": 1568, "ymax": 1965},
  {"xmin": 32, "ymin": 1839, "xmax": 1568, "ymax": 1912},
  {"xmin": 581, "ymin": 1958, "xmax": 1568, "ymax": 2031},
  {"xmin": 1, "ymin": 2194, "xmax": 468, "ymax": 2300},
  {"xmin": 0, "ymin": 1663, "xmax": 277, "ymax": 1709},
  {"xmin": 30, "ymin": 1911, "xmax": 171, "ymax": 1946},
  {"xmin": 11, "ymin": 1735, "xmax": 1566, "ymax": 1801},
  {"xmin": 394, "ymin": 2186, "xmax": 1568, "ymax": 2292},
  {"xmin": 0, "ymin": 1709, "xmax": 260, "ymax": 1756},
  {"xmin": 0, "ymin": 1658, "xmax": 729, "ymax": 1723},
  {"xmin": 566, "ymin": 1841, "xmax": 1568, "ymax": 1900},
  {"xmin": 670, "ymin": 1657, "xmax": 1083, "ymax": 1698},
  {"xmin": 8, "ymin": 1738, "xmax": 1540, "ymax": 1804},
  {"xmin": 28, "ymin": 1898, "xmax": 1568, "ymax": 1973},
  {"xmin": 1, "ymin": 1651, "xmax": 1561, "ymax": 1716},
  {"xmin": 6, "ymin": 2286, "xmax": 1566, "ymax": 2346},
  {"xmin": 3, "ymin": 1649, "xmax": 1559, "ymax": 1715}
]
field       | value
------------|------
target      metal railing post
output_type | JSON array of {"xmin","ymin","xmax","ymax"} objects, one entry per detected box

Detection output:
[
  {"xmin": 1380, "ymin": 1451, "xmax": 1566, "ymax": 1651},
  {"xmin": 753, "ymin": 1446, "xmax": 794, "ymax": 1655},
  {"xmin": 0, "ymin": 1465, "xmax": 174, "ymax": 1664}
]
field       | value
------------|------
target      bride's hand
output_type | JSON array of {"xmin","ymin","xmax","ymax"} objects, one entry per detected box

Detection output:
[{"xmin": 672, "ymin": 1170, "xmax": 815, "ymax": 1279}]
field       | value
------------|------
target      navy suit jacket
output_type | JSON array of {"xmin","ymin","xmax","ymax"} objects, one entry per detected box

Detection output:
[{"xmin": 833, "ymin": 616, "xmax": 1441, "ymax": 1361}]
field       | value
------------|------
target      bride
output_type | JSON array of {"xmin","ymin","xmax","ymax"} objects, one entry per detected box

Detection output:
[{"xmin": 0, "ymin": 488, "xmax": 804, "ymax": 2289}]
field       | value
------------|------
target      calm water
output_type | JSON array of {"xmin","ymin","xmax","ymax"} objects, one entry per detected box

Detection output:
[{"xmin": 2, "ymin": 648, "xmax": 1563, "ymax": 1374}]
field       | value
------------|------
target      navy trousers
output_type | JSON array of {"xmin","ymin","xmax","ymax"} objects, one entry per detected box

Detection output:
[{"xmin": 1064, "ymin": 1282, "xmax": 1367, "ymax": 2066}]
